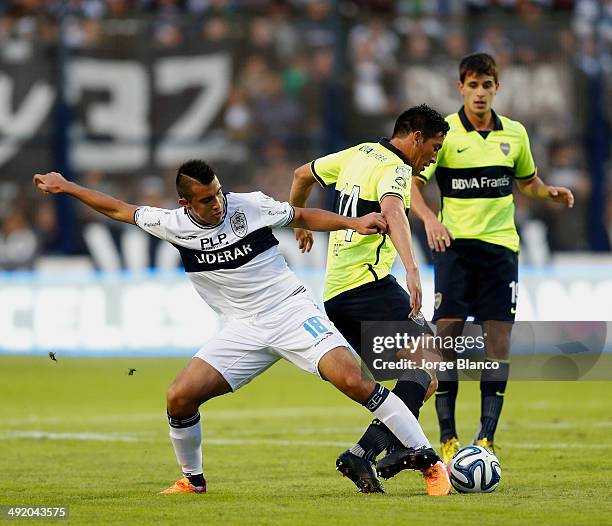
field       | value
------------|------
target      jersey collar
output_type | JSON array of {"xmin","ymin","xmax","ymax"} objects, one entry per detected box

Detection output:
[
  {"xmin": 378, "ymin": 137, "xmax": 411, "ymax": 165},
  {"xmin": 184, "ymin": 192, "xmax": 229, "ymax": 229},
  {"xmin": 458, "ymin": 106, "xmax": 503, "ymax": 132}
]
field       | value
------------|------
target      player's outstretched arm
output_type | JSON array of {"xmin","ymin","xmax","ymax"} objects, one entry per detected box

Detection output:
[
  {"xmin": 289, "ymin": 208, "xmax": 387, "ymax": 236},
  {"xmin": 516, "ymin": 175, "xmax": 574, "ymax": 208},
  {"xmin": 289, "ymin": 163, "xmax": 317, "ymax": 253},
  {"xmin": 411, "ymin": 179, "xmax": 453, "ymax": 252},
  {"xmin": 33, "ymin": 171, "xmax": 139, "ymax": 224},
  {"xmin": 381, "ymin": 195, "xmax": 422, "ymax": 317}
]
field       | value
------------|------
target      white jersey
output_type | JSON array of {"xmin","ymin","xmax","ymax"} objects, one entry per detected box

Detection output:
[{"xmin": 134, "ymin": 191, "xmax": 304, "ymax": 319}]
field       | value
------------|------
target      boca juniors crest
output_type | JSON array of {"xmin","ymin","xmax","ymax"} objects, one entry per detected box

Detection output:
[
  {"xmin": 500, "ymin": 142, "xmax": 511, "ymax": 156},
  {"xmin": 230, "ymin": 210, "xmax": 248, "ymax": 238}
]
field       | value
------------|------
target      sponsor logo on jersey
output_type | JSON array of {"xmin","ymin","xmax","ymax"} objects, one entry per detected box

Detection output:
[
  {"xmin": 200, "ymin": 233, "xmax": 228, "ymax": 250},
  {"xmin": 394, "ymin": 175, "xmax": 407, "ymax": 189},
  {"xmin": 500, "ymin": 142, "xmax": 510, "ymax": 156},
  {"xmin": 451, "ymin": 175, "xmax": 511, "ymax": 190},
  {"xmin": 194, "ymin": 244, "xmax": 253, "ymax": 265},
  {"xmin": 457, "ymin": 146, "xmax": 470, "ymax": 153},
  {"xmin": 395, "ymin": 165, "xmax": 410, "ymax": 177},
  {"xmin": 358, "ymin": 145, "xmax": 387, "ymax": 162},
  {"xmin": 230, "ymin": 210, "xmax": 248, "ymax": 238}
]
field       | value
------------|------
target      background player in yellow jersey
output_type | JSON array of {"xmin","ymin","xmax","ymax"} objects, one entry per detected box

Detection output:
[
  {"xmin": 411, "ymin": 53, "xmax": 574, "ymax": 463},
  {"xmin": 290, "ymin": 105, "xmax": 451, "ymax": 493}
]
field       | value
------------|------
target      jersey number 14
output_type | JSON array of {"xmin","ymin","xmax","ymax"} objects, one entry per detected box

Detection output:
[{"xmin": 338, "ymin": 184, "xmax": 361, "ymax": 242}]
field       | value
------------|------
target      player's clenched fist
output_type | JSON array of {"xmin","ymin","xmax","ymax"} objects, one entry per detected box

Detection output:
[
  {"xmin": 33, "ymin": 172, "xmax": 69, "ymax": 194},
  {"xmin": 352, "ymin": 212, "xmax": 387, "ymax": 235}
]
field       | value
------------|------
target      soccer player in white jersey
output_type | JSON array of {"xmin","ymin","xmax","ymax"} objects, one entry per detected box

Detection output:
[{"xmin": 33, "ymin": 160, "xmax": 450, "ymax": 496}]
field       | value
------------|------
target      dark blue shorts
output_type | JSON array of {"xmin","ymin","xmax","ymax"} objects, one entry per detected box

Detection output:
[
  {"xmin": 433, "ymin": 239, "xmax": 518, "ymax": 322},
  {"xmin": 324, "ymin": 275, "xmax": 433, "ymax": 356}
]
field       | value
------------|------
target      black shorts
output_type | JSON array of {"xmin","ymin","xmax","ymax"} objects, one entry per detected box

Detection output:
[
  {"xmin": 433, "ymin": 239, "xmax": 518, "ymax": 322},
  {"xmin": 324, "ymin": 275, "xmax": 433, "ymax": 356}
]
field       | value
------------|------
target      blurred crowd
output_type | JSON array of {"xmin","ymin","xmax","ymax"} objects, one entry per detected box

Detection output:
[{"xmin": 0, "ymin": 0, "xmax": 610, "ymax": 270}]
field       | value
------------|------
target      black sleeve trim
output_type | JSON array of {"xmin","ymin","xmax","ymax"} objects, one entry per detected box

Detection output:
[
  {"xmin": 310, "ymin": 160, "xmax": 328, "ymax": 188},
  {"xmin": 515, "ymin": 170, "xmax": 537, "ymax": 181},
  {"xmin": 414, "ymin": 174, "xmax": 428, "ymax": 184},
  {"xmin": 379, "ymin": 192, "xmax": 405, "ymax": 203}
]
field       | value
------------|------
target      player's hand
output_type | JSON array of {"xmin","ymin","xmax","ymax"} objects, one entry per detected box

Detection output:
[
  {"xmin": 295, "ymin": 228, "xmax": 314, "ymax": 253},
  {"xmin": 406, "ymin": 268, "xmax": 422, "ymax": 318},
  {"xmin": 33, "ymin": 172, "xmax": 69, "ymax": 194},
  {"xmin": 547, "ymin": 186, "xmax": 574, "ymax": 208},
  {"xmin": 424, "ymin": 216, "xmax": 454, "ymax": 252},
  {"xmin": 352, "ymin": 212, "xmax": 387, "ymax": 235}
]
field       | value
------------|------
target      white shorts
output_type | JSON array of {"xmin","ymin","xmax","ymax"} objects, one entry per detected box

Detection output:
[{"xmin": 194, "ymin": 291, "xmax": 349, "ymax": 391}]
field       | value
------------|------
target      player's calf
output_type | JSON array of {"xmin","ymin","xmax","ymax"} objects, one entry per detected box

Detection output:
[{"xmin": 165, "ymin": 357, "xmax": 232, "ymax": 494}]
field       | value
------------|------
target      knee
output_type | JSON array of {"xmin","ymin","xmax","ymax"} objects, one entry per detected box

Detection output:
[{"xmin": 166, "ymin": 383, "xmax": 199, "ymax": 417}]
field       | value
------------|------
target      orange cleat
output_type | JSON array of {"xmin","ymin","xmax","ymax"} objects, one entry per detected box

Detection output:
[
  {"xmin": 160, "ymin": 476, "xmax": 206, "ymax": 495},
  {"xmin": 422, "ymin": 461, "xmax": 452, "ymax": 496}
]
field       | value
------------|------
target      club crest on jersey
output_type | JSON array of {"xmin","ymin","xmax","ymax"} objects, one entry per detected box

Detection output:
[
  {"xmin": 435, "ymin": 292, "xmax": 442, "ymax": 310},
  {"xmin": 230, "ymin": 210, "xmax": 248, "ymax": 238},
  {"xmin": 500, "ymin": 142, "xmax": 511, "ymax": 156}
]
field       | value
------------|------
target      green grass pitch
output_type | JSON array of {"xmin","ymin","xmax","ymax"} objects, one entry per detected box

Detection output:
[{"xmin": 1, "ymin": 356, "xmax": 611, "ymax": 525}]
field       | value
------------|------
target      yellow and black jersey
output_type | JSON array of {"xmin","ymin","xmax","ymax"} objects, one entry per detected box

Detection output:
[
  {"xmin": 312, "ymin": 139, "xmax": 412, "ymax": 301},
  {"xmin": 419, "ymin": 107, "xmax": 536, "ymax": 252}
]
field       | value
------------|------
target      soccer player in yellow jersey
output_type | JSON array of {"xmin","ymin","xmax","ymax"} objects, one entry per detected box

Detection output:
[
  {"xmin": 290, "ymin": 105, "xmax": 451, "ymax": 494},
  {"xmin": 411, "ymin": 53, "xmax": 574, "ymax": 463}
]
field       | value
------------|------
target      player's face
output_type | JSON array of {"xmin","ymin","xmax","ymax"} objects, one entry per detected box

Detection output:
[
  {"xmin": 414, "ymin": 132, "xmax": 445, "ymax": 173},
  {"xmin": 458, "ymin": 72, "xmax": 499, "ymax": 118},
  {"xmin": 182, "ymin": 177, "xmax": 224, "ymax": 225}
]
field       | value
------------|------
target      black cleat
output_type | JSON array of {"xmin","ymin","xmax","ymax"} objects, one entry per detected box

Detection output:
[
  {"xmin": 336, "ymin": 450, "xmax": 385, "ymax": 493},
  {"xmin": 376, "ymin": 447, "xmax": 439, "ymax": 480}
]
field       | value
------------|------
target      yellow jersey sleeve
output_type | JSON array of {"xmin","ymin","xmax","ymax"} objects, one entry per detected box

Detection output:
[
  {"xmin": 311, "ymin": 146, "xmax": 355, "ymax": 187},
  {"xmin": 418, "ymin": 160, "xmax": 437, "ymax": 184},
  {"xmin": 515, "ymin": 124, "xmax": 536, "ymax": 179},
  {"xmin": 377, "ymin": 164, "xmax": 412, "ymax": 208}
]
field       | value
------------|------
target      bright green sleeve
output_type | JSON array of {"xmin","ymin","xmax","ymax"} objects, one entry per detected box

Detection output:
[
  {"xmin": 377, "ymin": 164, "xmax": 412, "ymax": 208},
  {"xmin": 311, "ymin": 147, "xmax": 355, "ymax": 187},
  {"xmin": 515, "ymin": 124, "xmax": 536, "ymax": 179},
  {"xmin": 418, "ymin": 161, "xmax": 437, "ymax": 183}
]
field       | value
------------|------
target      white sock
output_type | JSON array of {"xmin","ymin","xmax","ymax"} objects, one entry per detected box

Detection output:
[
  {"xmin": 168, "ymin": 413, "xmax": 203, "ymax": 477},
  {"xmin": 368, "ymin": 387, "xmax": 431, "ymax": 449}
]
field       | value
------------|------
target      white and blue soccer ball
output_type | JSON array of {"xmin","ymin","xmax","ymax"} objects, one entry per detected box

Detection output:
[{"xmin": 449, "ymin": 445, "xmax": 502, "ymax": 493}]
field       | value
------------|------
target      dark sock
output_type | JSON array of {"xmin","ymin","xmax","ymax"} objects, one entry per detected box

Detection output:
[
  {"xmin": 392, "ymin": 368, "xmax": 431, "ymax": 419},
  {"xmin": 187, "ymin": 473, "xmax": 205, "ymax": 487},
  {"xmin": 435, "ymin": 368, "xmax": 459, "ymax": 442},
  {"xmin": 355, "ymin": 419, "xmax": 390, "ymax": 462},
  {"xmin": 355, "ymin": 369, "xmax": 432, "ymax": 459},
  {"xmin": 478, "ymin": 361, "xmax": 510, "ymax": 441}
]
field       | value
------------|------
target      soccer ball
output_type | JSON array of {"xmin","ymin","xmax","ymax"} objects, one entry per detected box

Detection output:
[{"xmin": 449, "ymin": 445, "xmax": 501, "ymax": 493}]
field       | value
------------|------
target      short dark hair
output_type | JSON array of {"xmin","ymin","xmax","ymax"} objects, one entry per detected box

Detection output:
[
  {"xmin": 176, "ymin": 159, "xmax": 216, "ymax": 199},
  {"xmin": 459, "ymin": 52, "xmax": 498, "ymax": 83},
  {"xmin": 392, "ymin": 104, "xmax": 449, "ymax": 140}
]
